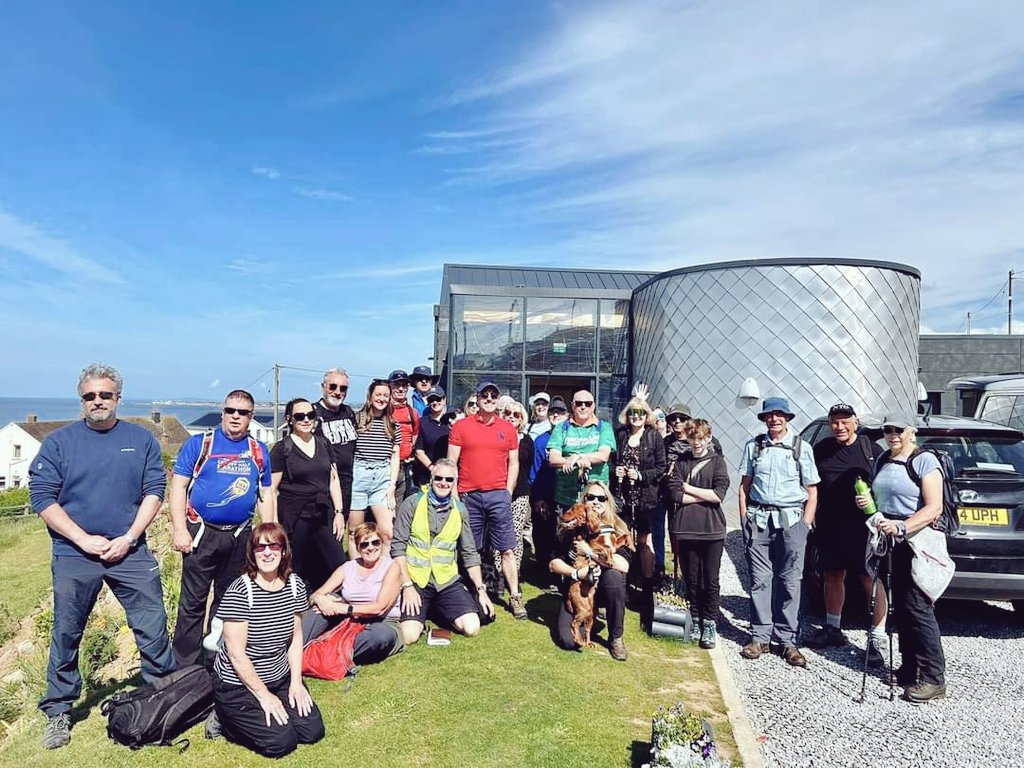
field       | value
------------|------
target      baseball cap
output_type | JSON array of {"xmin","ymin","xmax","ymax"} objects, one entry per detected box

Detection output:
[
  {"xmin": 426, "ymin": 385, "xmax": 446, "ymax": 400},
  {"xmin": 475, "ymin": 381, "xmax": 501, "ymax": 396},
  {"xmin": 882, "ymin": 414, "xmax": 915, "ymax": 430},
  {"xmin": 828, "ymin": 402, "xmax": 857, "ymax": 419},
  {"xmin": 387, "ymin": 369, "xmax": 410, "ymax": 384},
  {"xmin": 529, "ymin": 392, "xmax": 550, "ymax": 406},
  {"xmin": 549, "ymin": 396, "xmax": 568, "ymax": 412}
]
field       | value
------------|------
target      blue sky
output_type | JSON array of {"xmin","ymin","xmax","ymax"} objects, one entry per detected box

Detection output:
[{"xmin": 3, "ymin": 1, "xmax": 1024, "ymax": 400}]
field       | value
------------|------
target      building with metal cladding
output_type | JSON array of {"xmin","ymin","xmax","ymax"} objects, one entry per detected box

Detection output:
[{"xmin": 629, "ymin": 258, "xmax": 921, "ymax": 471}]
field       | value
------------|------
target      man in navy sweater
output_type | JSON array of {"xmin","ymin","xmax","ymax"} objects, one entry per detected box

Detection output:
[{"xmin": 29, "ymin": 364, "xmax": 176, "ymax": 749}]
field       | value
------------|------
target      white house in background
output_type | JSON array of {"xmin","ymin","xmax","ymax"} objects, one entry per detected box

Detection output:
[
  {"xmin": 185, "ymin": 412, "xmax": 280, "ymax": 445},
  {"xmin": 0, "ymin": 415, "xmax": 191, "ymax": 492}
]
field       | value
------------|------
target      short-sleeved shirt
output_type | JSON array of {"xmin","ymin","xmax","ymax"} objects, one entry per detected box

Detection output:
[
  {"xmin": 874, "ymin": 451, "xmax": 941, "ymax": 519},
  {"xmin": 313, "ymin": 401, "xmax": 357, "ymax": 478},
  {"xmin": 270, "ymin": 436, "xmax": 333, "ymax": 519},
  {"xmin": 741, "ymin": 429, "xmax": 820, "ymax": 529},
  {"xmin": 390, "ymin": 404, "xmax": 419, "ymax": 462},
  {"xmin": 449, "ymin": 415, "xmax": 519, "ymax": 493},
  {"xmin": 547, "ymin": 419, "xmax": 616, "ymax": 506},
  {"xmin": 413, "ymin": 416, "xmax": 451, "ymax": 485},
  {"xmin": 173, "ymin": 428, "xmax": 271, "ymax": 526},
  {"xmin": 213, "ymin": 574, "xmax": 308, "ymax": 686},
  {"xmin": 813, "ymin": 435, "xmax": 883, "ymax": 530}
]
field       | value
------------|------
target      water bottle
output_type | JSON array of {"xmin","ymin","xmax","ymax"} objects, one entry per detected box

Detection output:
[{"xmin": 853, "ymin": 476, "xmax": 877, "ymax": 516}]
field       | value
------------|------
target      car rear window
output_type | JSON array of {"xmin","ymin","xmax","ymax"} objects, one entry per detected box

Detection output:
[{"xmin": 917, "ymin": 435, "xmax": 1024, "ymax": 477}]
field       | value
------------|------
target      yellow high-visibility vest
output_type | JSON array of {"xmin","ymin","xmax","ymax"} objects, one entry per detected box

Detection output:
[{"xmin": 406, "ymin": 490, "xmax": 463, "ymax": 588}]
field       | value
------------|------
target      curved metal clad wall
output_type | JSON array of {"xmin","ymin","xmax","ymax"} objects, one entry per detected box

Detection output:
[{"xmin": 631, "ymin": 260, "xmax": 921, "ymax": 503}]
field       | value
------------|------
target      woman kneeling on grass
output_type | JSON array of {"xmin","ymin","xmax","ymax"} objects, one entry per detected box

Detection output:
[
  {"xmin": 549, "ymin": 480, "xmax": 634, "ymax": 661},
  {"xmin": 211, "ymin": 522, "xmax": 324, "ymax": 758},
  {"xmin": 303, "ymin": 522, "xmax": 405, "ymax": 664}
]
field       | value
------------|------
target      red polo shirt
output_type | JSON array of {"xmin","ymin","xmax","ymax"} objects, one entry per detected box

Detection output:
[
  {"xmin": 449, "ymin": 414, "xmax": 519, "ymax": 493},
  {"xmin": 390, "ymin": 403, "xmax": 419, "ymax": 461}
]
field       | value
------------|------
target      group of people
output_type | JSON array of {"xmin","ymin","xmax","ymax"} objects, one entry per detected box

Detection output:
[
  {"xmin": 28, "ymin": 363, "xmax": 947, "ymax": 755},
  {"xmin": 737, "ymin": 397, "xmax": 947, "ymax": 705}
]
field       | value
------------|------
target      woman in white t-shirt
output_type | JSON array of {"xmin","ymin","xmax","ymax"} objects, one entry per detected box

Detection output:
[{"xmin": 857, "ymin": 415, "xmax": 946, "ymax": 704}]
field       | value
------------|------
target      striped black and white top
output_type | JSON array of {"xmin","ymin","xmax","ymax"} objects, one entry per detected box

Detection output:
[
  {"xmin": 213, "ymin": 574, "xmax": 308, "ymax": 687},
  {"xmin": 354, "ymin": 415, "xmax": 400, "ymax": 464}
]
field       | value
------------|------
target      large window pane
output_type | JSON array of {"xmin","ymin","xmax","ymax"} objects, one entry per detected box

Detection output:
[
  {"xmin": 598, "ymin": 374, "xmax": 630, "ymax": 422},
  {"xmin": 600, "ymin": 299, "xmax": 629, "ymax": 375},
  {"xmin": 449, "ymin": 373, "xmax": 523, "ymax": 414},
  {"xmin": 524, "ymin": 298, "xmax": 597, "ymax": 372},
  {"xmin": 450, "ymin": 295, "xmax": 523, "ymax": 371}
]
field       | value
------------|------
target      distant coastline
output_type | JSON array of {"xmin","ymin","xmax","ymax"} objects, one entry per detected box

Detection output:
[{"xmin": 0, "ymin": 397, "xmax": 279, "ymax": 427}]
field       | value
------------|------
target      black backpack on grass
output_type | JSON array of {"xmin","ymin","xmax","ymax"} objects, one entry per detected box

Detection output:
[{"xmin": 101, "ymin": 664, "xmax": 213, "ymax": 751}]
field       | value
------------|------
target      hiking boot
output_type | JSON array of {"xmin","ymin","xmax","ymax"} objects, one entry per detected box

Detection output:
[
  {"xmin": 803, "ymin": 624, "xmax": 847, "ymax": 649},
  {"xmin": 740, "ymin": 641, "xmax": 769, "ymax": 660},
  {"xmin": 42, "ymin": 712, "xmax": 71, "ymax": 749},
  {"xmin": 508, "ymin": 593, "xmax": 528, "ymax": 620},
  {"xmin": 609, "ymin": 638, "xmax": 628, "ymax": 661},
  {"xmin": 866, "ymin": 638, "xmax": 885, "ymax": 668},
  {"xmin": 782, "ymin": 645, "xmax": 807, "ymax": 668},
  {"xmin": 204, "ymin": 710, "xmax": 222, "ymax": 740},
  {"xmin": 904, "ymin": 681, "xmax": 946, "ymax": 703},
  {"xmin": 699, "ymin": 620, "xmax": 718, "ymax": 650},
  {"xmin": 888, "ymin": 666, "xmax": 918, "ymax": 688}
]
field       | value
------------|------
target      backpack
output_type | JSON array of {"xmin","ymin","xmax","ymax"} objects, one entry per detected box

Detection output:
[
  {"xmin": 876, "ymin": 447, "xmax": 960, "ymax": 536},
  {"xmin": 101, "ymin": 664, "xmax": 213, "ymax": 751},
  {"xmin": 301, "ymin": 618, "xmax": 366, "ymax": 681},
  {"xmin": 752, "ymin": 433, "xmax": 805, "ymax": 486}
]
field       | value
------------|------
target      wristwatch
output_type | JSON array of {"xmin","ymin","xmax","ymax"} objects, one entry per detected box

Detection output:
[{"xmin": 125, "ymin": 535, "xmax": 139, "ymax": 549}]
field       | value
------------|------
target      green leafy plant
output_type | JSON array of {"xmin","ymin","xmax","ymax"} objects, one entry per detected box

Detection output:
[
  {"xmin": 0, "ymin": 601, "xmax": 17, "ymax": 646},
  {"xmin": 644, "ymin": 702, "xmax": 730, "ymax": 768}
]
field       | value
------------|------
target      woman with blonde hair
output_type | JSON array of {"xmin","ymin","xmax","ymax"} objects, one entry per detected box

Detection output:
[{"xmin": 549, "ymin": 480, "xmax": 634, "ymax": 660}]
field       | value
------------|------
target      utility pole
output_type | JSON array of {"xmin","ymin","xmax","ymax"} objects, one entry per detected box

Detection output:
[
  {"xmin": 967, "ymin": 312, "xmax": 971, "ymax": 335},
  {"xmin": 273, "ymin": 364, "xmax": 281, "ymax": 436},
  {"xmin": 1010, "ymin": 270, "xmax": 1015, "ymax": 335}
]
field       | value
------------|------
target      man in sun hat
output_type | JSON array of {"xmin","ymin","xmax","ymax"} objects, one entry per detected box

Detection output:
[{"xmin": 738, "ymin": 396, "xmax": 820, "ymax": 668}]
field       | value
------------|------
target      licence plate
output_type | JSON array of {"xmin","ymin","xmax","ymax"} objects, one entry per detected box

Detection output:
[{"xmin": 957, "ymin": 507, "xmax": 1009, "ymax": 526}]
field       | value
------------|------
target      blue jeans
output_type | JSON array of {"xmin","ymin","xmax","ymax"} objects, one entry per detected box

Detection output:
[{"xmin": 40, "ymin": 545, "xmax": 176, "ymax": 716}]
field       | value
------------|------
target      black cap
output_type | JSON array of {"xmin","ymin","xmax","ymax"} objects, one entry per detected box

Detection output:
[
  {"xmin": 387, "ymin": 369, "xmax": 410, "ymax": 384},
  {"xmin": 828, "ymin": 402, "xmax": 857, "ymax": 419},
  {"xmin": 549, "ymin": 396, "xmax": 568, "ymax": 412},
  {"xmin": 411, "ymin": 365, "xmax": 438, "ymax": 383}
]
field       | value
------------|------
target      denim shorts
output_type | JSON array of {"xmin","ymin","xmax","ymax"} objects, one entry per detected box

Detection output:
[{"xmin": 351, "ymin": 460, "xmax": 392, "ymax": 509}]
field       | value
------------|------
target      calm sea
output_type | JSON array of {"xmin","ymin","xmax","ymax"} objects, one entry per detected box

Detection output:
[{"xmin": 0, "ymin": 397, "xmax": 277, "ymax": 427}]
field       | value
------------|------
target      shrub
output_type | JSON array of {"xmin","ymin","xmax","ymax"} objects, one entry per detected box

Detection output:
[{"xmin": 0, "ymin": 601, "xmax": 17, "ymax": 646}]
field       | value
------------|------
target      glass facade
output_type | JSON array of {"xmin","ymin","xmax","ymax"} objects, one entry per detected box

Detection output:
[{"xmin": 446, "ymin": 294, "xmax": 632, "ymax": 417}]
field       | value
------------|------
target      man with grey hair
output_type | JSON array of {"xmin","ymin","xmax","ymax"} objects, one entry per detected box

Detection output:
[
  {"xmin": 314, "ymin": 367, "xmax": 357, "ymax": 519},
  {"xmin": 30, "ymin": 364, "xmax": 176, "ymax": 749}
]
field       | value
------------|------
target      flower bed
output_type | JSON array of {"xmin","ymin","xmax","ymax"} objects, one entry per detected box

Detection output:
[{"xmin": 643, "ymin": 702, "xmax": 731, "ymax": 768}]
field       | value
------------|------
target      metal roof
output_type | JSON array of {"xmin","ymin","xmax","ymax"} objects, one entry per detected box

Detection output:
[
  {"xmin": 440, "ymin": 263, "xmax": 658, "ymax": 301},
  {"xmin": 187, "ymin": 412, "xmax": 276, "ymax": 428}
]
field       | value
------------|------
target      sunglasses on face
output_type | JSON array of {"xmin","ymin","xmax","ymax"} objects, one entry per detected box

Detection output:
[
  {"xmin": 628, "ymin": 409, "xmax": 646, "ymax": 418},
  {"xmin": 357, "ymin": 538, "xmax": 382, "ymax": 551},
  {"xmin": 81, "ymin": 391, "xmax": 117, "ymax": 402},
  {"xmin": 223, "ymin": 407, "xmax": 254, "ymax": 417},
  {"xmin": 427, "ymin": 397, "xmax": 443, "ymax": 404},
  {"xmin": 883, "ymin": 426, "xmax": 906, "ymax": 435},
  {"xmin": 549, "ymin": 409, "xmax": 566, "ymax": 416},
  {"xmin": 501, "ymin": 410, "xmax": 521, "ymax": 418},
  {"xmin": 574, "ymin": 400, "xmax": 594, "ymax": 408},
  {"xmin": 667, "ymin": 415, "xmax": 687, "ymax": 424},
  {"xmin": 466, "ymin": 401, "xmax": 478, "ymax": 408},
  {"xmin": 325, "ymin": 383, "xmax": 348, "ymax": 393},
  {"xmin": 291, "ymin": 411, "xmax": 316, "ymax": 422},
  {"xmin": 432, "ymin": 475, "xmax": 455, "ymax": 483},
  {"xmin": 254, "ymin": 542, "xmax": 283, "ymax": 553},
  {"xmin": 584, "ymin": 493, "xmax": 607, "ymax": 502},
  {"xmin": 478, "ymin": 391, "xmax": 499, "ymax": 401}
]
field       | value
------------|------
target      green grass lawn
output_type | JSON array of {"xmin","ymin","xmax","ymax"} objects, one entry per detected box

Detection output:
[
  {"xmin": 0, "ymin": 524, "xmax": 739, "ymax": 768},
  {"xmin": 0, "ymin": 516, "xmax": 52, "ymax": 620}
]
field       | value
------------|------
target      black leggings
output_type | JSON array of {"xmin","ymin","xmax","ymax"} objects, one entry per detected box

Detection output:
[
  {"xmin": 282, "ymin": 514, "xmax": 346, "ymax": 590},
  {"xmin": 677, "ymin": 538, "xmax": 724, "ymax": 622},
  {"xmin": 555, "ymin": 568, "xmax": 627, "ymax": 648}
]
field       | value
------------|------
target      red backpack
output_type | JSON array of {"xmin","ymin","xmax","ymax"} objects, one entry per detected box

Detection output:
[{"xmin": 301, "ymin": 619, "xmax": 366, "ymax": 680}]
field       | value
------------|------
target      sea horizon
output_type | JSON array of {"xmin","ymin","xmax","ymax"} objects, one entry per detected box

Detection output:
[{"xmin": 0, "ymin": 396, "xmax": 280, "ymax": 427}]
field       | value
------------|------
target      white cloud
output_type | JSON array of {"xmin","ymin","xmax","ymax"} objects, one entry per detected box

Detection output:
[
  {"xmin": 251, "ymin": 166, "xmax": 281, "ymax": 180},
  {"xmin": 294, "ymin": 187, "xmax": 353, "ymax": 202},
  {"xmin": 209, "ymin": 378, "xmax": 220, "ymax": 388},
  {"xmin": 433, "ymin": 1, "xmax": 1024, "ymax": 330},
  {"xmin": 0, "ymin": 207, "xmax": 124, "ymax": 284},
  {"xmin": 226, "ymin": 257, "xmax": 275, "ymax": 275}
]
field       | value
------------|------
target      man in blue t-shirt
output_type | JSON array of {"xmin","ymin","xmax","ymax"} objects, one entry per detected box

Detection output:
[
  {"xmin": 169, "ymin": 389, "xmax": 273, "ymax": 666},
  {"xmin": 30, "ymin": 364, "xmax": 176, "ymax": 750}
]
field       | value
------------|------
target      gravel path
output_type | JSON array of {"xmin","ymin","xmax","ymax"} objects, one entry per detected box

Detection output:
[{"xmin": 716, "ymin": 530, "xmax": 1024, "ymax": 768}]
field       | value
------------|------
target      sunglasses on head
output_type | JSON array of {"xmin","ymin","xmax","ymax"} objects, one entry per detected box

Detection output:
[
  {"xmin": 584, "ymin": 493, "xmax": 607, "ymax": 502},
  {"xmin": 291, "ymin": 411, "xmax": 316, "ymax": 422},
  {"xmin": 357, "ymin": 538, "xmax": 382, "ymax": 551},
  {"xmin": 326, "ymin": 383, "xmax": 348, "ymax": 393},
  {"xmin": 432, "ymin": 475, "xmax": 455, "ymax": 483},
  {"xmin": 574, "ymin": 400, "xmax": 594, "ymax": 408},
  {"xmin": 81, "ymin": 391, "xmax": 116, "ymax": 402},
  {"xmin": 254, "ymin": 542, "xmax": 283, "ymax": 553},
  {"xmin": 224, "ymin": 407, "xmax": 254, "ymax": 417}
]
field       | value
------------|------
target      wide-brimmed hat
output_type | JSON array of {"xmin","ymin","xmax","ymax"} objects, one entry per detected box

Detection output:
[
  {"xmin": 758, "ymin": 397, "xmax": 796, "ymax": 421},
  {"xmin": 410, "ymin": 365, "xmax": 439, "ymax": 384}
]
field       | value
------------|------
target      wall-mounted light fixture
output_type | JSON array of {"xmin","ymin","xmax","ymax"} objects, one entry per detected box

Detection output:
[{"xmin": 737, "ymin": 377, "xmax": 761, "ymax": 407}]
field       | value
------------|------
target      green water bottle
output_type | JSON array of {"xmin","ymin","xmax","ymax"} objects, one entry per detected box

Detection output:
[{"xmin": 854, "ymin": 476, "xmax": 877, "ymax": 516}]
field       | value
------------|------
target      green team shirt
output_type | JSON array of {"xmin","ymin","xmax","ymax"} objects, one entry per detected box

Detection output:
[{"xmin": 547, "ymin": 419, "xmax": 616, "ymax": 505}]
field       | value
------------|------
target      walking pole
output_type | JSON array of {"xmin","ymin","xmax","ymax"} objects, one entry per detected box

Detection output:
[
  {"xmin": 856, "ymin": 568, "xmax": 881, "ymax": 703},
  {"xmin": 885, "ymin": 537, "xmax": 895, "ymax": 702}
]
